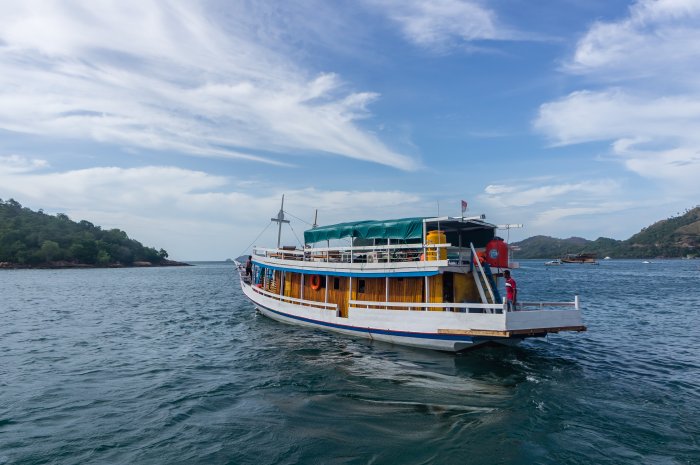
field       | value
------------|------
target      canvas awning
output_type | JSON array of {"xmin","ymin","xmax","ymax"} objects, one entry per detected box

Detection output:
[
  {"xmin": 304, "ymin": 216, "xmax": 497, "ymax": 246},
  {"xmin": 304, "ymin": 217, "xmax": 425, "ymax": 244}
]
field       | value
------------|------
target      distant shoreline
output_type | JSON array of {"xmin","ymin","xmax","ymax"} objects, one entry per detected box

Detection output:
[{"xmin": 0, "ymin": 259, "xmax": 191, "ymax": 270}]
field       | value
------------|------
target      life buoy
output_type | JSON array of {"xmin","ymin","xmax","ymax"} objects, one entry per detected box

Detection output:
[{"xmin": 310, "ymin": 274, "xmax": 322, "ymax": 290}]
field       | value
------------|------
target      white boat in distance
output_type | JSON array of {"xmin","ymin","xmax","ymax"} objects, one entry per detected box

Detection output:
[
  {"xmin": 544, "ymin": 259, "xmax": 562, "ymax": 266},
  {"xmin": 238, "ymin": 199, "xmax": 586, "ymax": 352}
]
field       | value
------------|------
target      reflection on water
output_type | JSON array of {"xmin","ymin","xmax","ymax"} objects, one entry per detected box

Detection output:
[{"xmin": 1, "ymin": 261, "xmax": 699, "ymax": 464}]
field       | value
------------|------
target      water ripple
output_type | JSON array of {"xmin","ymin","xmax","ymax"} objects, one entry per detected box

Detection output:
[{"xmin": 1, "ymin": 261, "xmax": 699, "ymax": 464}]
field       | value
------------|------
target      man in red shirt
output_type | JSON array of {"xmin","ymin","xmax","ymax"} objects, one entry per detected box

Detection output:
[{"xmin": 504, "ymin": 270, "xmax": 517, "ymax": 311}]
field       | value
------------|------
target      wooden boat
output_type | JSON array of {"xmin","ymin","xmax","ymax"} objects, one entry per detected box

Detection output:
[
  {"xmin": 237, "ymin": 200, "xmax": 585, "ymax": 352},
  {"xmin": 561, "ymin": 253, "xmax": 599, "ymax": 264}
]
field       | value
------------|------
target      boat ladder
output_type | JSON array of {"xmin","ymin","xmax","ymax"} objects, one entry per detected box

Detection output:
[{"xmin": 470, "ymin": 242, "xmax": 497, "ymax": 310}]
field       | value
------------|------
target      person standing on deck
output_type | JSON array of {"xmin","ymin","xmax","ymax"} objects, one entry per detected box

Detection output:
[
  {"xmin": 504, "ymin": 270, "xmax": 517, "ymax": 311},
  {"xmin": 245, "ymin": 255, "xmax": 253, "ymax": 278}
]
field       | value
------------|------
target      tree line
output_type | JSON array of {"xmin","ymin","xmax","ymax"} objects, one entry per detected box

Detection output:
[
  {"xmin": 0, "ymin": 199, "xmax": 169, "ymax": 266},
  {"xmin": 513, "ymin": 206, "xmax": 700, "ymax": 259}
]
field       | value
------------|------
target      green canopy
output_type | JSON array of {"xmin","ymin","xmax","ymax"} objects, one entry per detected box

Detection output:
[{"xmin": 304, "ymin": 217, "xmax": 426, "ymax": 244}]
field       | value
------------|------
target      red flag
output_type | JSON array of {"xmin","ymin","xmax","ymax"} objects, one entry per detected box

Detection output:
[{"xmin": 461, "ymin": 200, "xmax": 468, "ymax": 214}]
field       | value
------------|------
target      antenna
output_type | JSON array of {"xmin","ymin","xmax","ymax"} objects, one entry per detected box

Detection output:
[
  {"xmin": 437, "ymin": 200, "xmax": 440, "ymax": 233},
  {"xmin": 497, "ymin": 223, "xmax": 523, "ymax": 253},
  {"xmin": 271, "ymin": 194, "xmax": 290, "ymax": 249},
  {"xmin": 313, "ymin": 209, "xmax": 318, "ymax": 228}
]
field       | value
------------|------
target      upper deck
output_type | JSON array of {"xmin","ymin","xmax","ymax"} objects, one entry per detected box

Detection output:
[{"xmin": 252, "ymin": 215, "xmax": 505, "ymax": 276}]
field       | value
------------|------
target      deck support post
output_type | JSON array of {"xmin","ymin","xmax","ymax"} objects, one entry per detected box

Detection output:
[
  {"xmin": 301, "ymin": 273, "xmax": 304, "ymax": 300},
  {"xmin": 422, "ymin": 220, "xmax": 427, "ymax": 259},
  {"xmin": 385, "ymin": 276, "xmax": 389, "ymax": 309},
  {"xmin": 425, "ymin": 276, "xmax": 429, "ymax": 308},
  {"xmin": 325, "ymin": 275, "xmax": 329, "ymax": 303}
]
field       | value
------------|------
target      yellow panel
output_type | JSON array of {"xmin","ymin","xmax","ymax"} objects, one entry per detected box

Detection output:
[
  {"xmin": 429, "ymin": 274, "xmax": 443, "ymax": 307},
  {"xmin": 453, "ymin": 272, "xmax": 478, "ymax": 303}
]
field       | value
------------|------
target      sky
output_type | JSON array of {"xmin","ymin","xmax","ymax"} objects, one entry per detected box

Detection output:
[{"xmin": 1, "ymin": 0, "xmax": 700, "ymax": 260}]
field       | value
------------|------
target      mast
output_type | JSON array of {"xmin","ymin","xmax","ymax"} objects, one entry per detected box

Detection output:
[{"xmin": 271, "ymin": 195, "xmax": 290, "ymax": 249}]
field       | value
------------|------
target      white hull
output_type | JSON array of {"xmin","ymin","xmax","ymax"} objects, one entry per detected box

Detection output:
[{"xmin": 241, "ymin": 279, "xmax": 584, "ymax": 353}]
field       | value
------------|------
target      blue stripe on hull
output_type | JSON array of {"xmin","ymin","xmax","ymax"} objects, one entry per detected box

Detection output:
[{"xmin": 254, "ymin": 301, "xmax": 483, "ymax": 343}]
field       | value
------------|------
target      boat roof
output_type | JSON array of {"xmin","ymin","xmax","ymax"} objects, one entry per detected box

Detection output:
[{"xmin": 303, "ymin": 216, "xmax": 497, "ymax": 245}]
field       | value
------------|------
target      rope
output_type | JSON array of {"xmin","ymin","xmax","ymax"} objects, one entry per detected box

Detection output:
[
  {"xmin": 287, "ymin": 222, "xmax": 304, "ymax": 248},
  {"xmin": 237, "ymin": 222, "xmax": 272, "ymax": 258},
  {"xmin": 284, "ymin": 209, "xmax": 313, "ymax": 226}
]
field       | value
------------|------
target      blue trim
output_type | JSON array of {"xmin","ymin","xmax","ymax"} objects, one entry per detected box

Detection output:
[
  {"xmin": 252, "ymin": 261, "xmax": 438, "ymax": 278},
  {"xmin": 256, "ymin": 303, "xmax": 480, "ymax": 342}
]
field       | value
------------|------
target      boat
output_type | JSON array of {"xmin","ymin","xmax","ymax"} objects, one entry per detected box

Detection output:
[
  {"xmin": 604, "ymin": 256, "xmax": 611, "ymax": 260},
  {"xmin": 237, "ymin": 199, "xmax": 586, "ymax": 352},
  {"xmin": 561, "ymin": 253, "xmax": 599, "ymax": 265},
  {"xmin": 544, "ymin": 259, "xmax": 562, "ymax": 266}
]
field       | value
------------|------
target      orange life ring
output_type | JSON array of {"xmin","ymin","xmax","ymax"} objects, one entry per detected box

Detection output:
[{"xmin": 310, "ymin": 274, "xmax": 322, "ymax": 290}]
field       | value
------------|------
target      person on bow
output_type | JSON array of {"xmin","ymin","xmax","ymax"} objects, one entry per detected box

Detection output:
[
  {"xmin": 504, "ymin": 269, "xmax": 517, "ymax": 311},
  {"xmin": 245, "ymin": 255, "xmax": 253, "ymax": 278}
]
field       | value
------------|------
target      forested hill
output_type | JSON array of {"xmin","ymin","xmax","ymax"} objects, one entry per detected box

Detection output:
[
  {"xmin": 513, "ymin": 207, "xmax": 700, "ymax": 259},
  {"xmin": 0, "ymin": 198, "xmax": 186, "ymax": 268}
]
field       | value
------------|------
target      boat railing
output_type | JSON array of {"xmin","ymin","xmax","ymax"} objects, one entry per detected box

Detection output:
[
  {"xmin": 250, "ymin": 283, "xmax": 339, "ymax": 311},
  {"xmin": 349, "ymin": 299, "xmax": 506, "ymax": 313},
  {"xmin": 519, "ymin": 295, "xmax": 580, "ymax": 311},
  {"xmin": 349, "ymin": 296, "xmax": 580, "ymax": 313},
  {"xmin": 254, "ymin": 242, "xmax": 453, "ymax": 264}
]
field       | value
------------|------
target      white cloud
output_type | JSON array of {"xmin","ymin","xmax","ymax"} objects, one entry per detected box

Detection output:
[
  {"xmin": 0, "ymin": 154, "xmax": 48, "ymax": 173},
  {"xmin": 0, "ymin": 1, "xmax": 417, "ymax": 169},
  {"xmin": 481, "ymin": 180, "xmax": 620, "ymax": 208},
  {"xmin": 533, "ymin": 204, "xmax": 630, "ymax": 226},
  {"xmin": 0, "ymin": 156, "xmax": 425, "ymax": 259},
  {"xmin": 475, "ymin": 178, "xmax": 639, "ymax": 240},
  {"xmin": 568, "ymin": 0, "xmax": 700, "ymax": 84},
  {"xmin": 535, "ymin": 89, "xmax": 700, "ymax": 146},
  {"xmin": 366, "ymin": 0, "xmax": 508, "ymax": 50},
  {"xmin": 535, "ymin": 0, "xmax": 700, "ymax": 192}
]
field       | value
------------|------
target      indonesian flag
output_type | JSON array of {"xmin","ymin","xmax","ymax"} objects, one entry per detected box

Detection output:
[{"xmin": 461, "ymin": 200, "xmax": 468, "ymax": 214}]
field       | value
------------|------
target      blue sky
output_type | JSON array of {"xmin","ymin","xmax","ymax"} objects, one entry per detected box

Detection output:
[{"xmin": 1, "ymin": 0, "xmax": 700, "ymax": 259}]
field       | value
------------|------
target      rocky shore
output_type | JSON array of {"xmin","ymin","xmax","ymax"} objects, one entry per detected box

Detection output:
[{"xmin": 0, "ymin": 259, "xmax": 191, "ymax": 269}]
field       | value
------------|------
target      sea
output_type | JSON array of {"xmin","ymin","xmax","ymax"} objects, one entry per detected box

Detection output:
[{"xmin": 1, "ymin": 260, "xmax": 698, "ymax": 465}]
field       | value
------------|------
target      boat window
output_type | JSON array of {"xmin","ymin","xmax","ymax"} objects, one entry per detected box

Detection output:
[
  {"xmin": 358, "ymin": 279, "xmax": 366, "ymax": 294},
  {"xmin": 333, "ymin": 277, "xmax": 340, "ymax": 290}
]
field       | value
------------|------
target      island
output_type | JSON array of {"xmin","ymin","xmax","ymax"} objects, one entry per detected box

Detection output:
[
  {"xmin": 513, "ymin": 206, "xmax": 700, "ymax": 259},
  {"xmin": 0, "ymin": 198, "xmax": 189, "ymax": 269}
]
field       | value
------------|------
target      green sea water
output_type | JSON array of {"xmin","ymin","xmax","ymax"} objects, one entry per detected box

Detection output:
[{"xmin": 1, "ymin": 260, "xmax": 698, "ymax": 464}]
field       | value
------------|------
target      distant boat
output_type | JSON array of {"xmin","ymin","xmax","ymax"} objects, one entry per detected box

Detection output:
[
  {"xmin": 642, "ymin": 260, "xmax": 651, "ymax": 264},
  {"xmin": 545, "ymin": 259, "xmax": 562, "ymax": 266},
  {"xmin": 604, "ymin": 256, "xmax": 611, "ymax": 260},
  {"xmin": 561, "ymin": 253, "xmax": 599, "ymax": 265}
]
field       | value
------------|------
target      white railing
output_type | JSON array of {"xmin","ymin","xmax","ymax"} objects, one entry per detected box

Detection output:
[
  {"xmin": 250, "ymin": 284, "xmax": 338, "ymax": 311},
  {"xmin": 349, "ymin": 299, "xmax": 505, "ymax": 313},
  {"xmin": 519, "ymin": 295, "xmax": 580, "ymax": 311},
  {"xmin": 253, "ymin": 242, "xmax": 452, "ymax": 265},
  {"xmin": 349, "ymin": 297, "xmax": 580, "ymax": 313}
]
